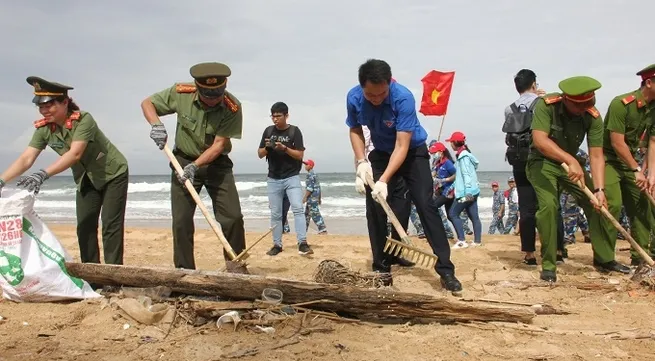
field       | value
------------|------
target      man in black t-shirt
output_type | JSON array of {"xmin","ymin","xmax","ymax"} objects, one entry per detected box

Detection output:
[{"xmin": 258, "ymin": 102, "xmax": 314, "ymax": 256}]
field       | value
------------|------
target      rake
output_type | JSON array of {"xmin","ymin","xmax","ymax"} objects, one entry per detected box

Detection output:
[{"xmin": 364, "ymin": 174, "xmax": 439, "ymax": 268}]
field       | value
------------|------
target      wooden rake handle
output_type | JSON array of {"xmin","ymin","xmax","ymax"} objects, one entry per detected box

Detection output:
[
  {"xmin": 164, "ymin": 145, "xmax": 239, "ymax": 260},
  {"xmin": 561, "ymin": 163, "xmax": 654, "ymax": 266},
  {"xmin": 232, "ymin": 226, "xmax": 274, "ymax": 262},
  {"xmin": 364, "ymin": 173, "xmax": 413, "ymax": 245}
]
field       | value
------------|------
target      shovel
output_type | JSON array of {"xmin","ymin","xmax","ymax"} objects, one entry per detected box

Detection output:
[{"xmin": 163, "ymin": 145, "xmax": 247, "ymax": 261}]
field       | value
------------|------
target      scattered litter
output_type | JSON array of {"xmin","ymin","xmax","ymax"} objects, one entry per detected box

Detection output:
[
  {"xmin": 261, "ymin": 288, "xmax": 283, "ymax": 305},
  {"xmin": 255, "ymin": 325, "xmax": 275, "ymax": 334},
  {"xmin": 608, "ymin": 278, "xmax": 620, "ymax": 285},
  {"xmin": 22, "ymin": 322, "xmax": 28, "ymax": 326},
  {"xmin": 217, "ymin": 311, "xmax": 241, "ymax": 331},
  {"xmin": 123, "ymin": 323, "xmax": 130, "ymax": 330}
]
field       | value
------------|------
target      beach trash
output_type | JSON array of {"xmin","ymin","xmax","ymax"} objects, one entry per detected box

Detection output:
[
  {"xmin": 261, "ymin": 288, "xmax": 283, "ymax": 305},
  {"xmin": 217, "ymin": 311, "xmax": 241, "ymax": 331}
]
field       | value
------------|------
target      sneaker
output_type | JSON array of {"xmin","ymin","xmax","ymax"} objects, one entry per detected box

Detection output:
[
  {"xmin": 266, "ymin": 245, "xmax": 283, "ymax": 256},
  {"xmin": 298, "ymin": 242, "xmax": 314, "ymax": 255},
  {"xmin": 452, "ymin": 241, "xmax": 468, "ymax": 249},
  {"xmin": 317, "ymin": 230, "xmax": 328, "ymax": 235},
  {"xmin": 523, "ymin": 257, "xmax": 537, "ymax": 266},
  {"xmin": 440, "ymin": 274, "xmax": 463, "ymax": 295},
  {"xmin": 469, "ymin": 241, "xmax": 481, "ymax": 247}
]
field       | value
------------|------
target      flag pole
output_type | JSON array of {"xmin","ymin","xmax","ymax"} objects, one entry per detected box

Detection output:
[{"xmin": 436, "ymin": 114, "xmax": 447, "ymax": 141}]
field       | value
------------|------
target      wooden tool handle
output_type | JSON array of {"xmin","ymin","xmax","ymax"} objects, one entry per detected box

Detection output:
[
  {"xmin": 364, "ymin": 173, "xmax": 412, "ymax": 244},
  {"xmin": 164, "ymin": 145, "xmax": 238, "ymax": 260},
  {"xmin": 233, "ymin": 227, "xmax": 274, "ymax": 262},
  {"xmin": 561, "ymin": 163, "xmax": 654, "ymax": 266}
]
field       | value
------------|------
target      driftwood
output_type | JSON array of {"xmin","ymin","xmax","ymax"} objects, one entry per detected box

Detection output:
[{"xmin": 65, "ymin": 262, "xmax": 535, "ymax": 324}]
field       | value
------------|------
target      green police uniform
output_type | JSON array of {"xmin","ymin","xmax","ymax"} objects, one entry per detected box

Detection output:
[
  {"xmin": 526, "ymin": 76, "xmax": 626, "ymax": 281},
  {"xmin": 148, "ymin": 62, "xmax": 246, "ymax": 270},
  {"xmin": 26, "ymin": 77, "xmax": 129, "ymax": 265},
  {"xmin": 602, "ymin": 65, "xmax": 655, "ymax": 264}
]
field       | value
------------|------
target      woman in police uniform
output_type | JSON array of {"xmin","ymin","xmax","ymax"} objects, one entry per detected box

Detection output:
[{"xmin": 0, "ymin": 76, "xmax": 129, "ymax": 266}]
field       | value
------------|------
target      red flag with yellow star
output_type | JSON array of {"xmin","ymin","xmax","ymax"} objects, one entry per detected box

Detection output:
[{"xmin": 419, "ymin": 70, "xmax": 455, "ymax": 116}]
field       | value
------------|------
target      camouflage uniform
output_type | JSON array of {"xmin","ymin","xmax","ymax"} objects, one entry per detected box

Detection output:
[
  {"xmin": 460, "ymin": 211, "xmax": 473, "ymax": 235},
  {"xmin": 560, "ymin": 191, "xmax": 590, "ymax": 243},
  {"xmin": 386, "ymin": 201, "xmax": 426, "ymax": 237},
  {"xmin": 559, "ymin": 149, "xmax": 591, "ymax": 243},
  {"xmin": 304, "ymin": 169, "xmax": 327, "ymax": 233},
  {"xmin": 439, "ymin": 207, "xmax": 456, "ymax": 239},
  {"xmin": 503, "ymin": 187, "xmax": 519, "ymax": 234},
  {"xmin": 489, "ymin": 189, "xmax": 505, "ymax": 234}
]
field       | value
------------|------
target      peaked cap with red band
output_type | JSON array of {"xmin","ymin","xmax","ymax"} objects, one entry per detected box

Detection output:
[
  {"xmin": 636, "ymin": 63, "xmax": 655, "ymax": 81},
  {"xmin": 558, "ymin": 76, "xmax": 601, "ymax": 103}
]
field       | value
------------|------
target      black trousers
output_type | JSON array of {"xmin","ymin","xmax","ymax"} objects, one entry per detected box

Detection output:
[
  {"xmin": 366, "ymin": 145, "xmax": 455, "ymax": 276},
  {"xmin": 434, "ymin": 195, "xmax": 456, "ymax": 230},
  {"xmin": 170, "ymin": 153, "xmax": 246, "ymax": 269},
  {"xmin": 513, "ymin": 162, "xmax": 564, "ymax": 253}
]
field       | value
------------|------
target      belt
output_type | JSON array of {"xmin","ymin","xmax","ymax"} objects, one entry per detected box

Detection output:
[{"xmin": 172, "ymin": 149, "xmax": 198, "ymax": 162}]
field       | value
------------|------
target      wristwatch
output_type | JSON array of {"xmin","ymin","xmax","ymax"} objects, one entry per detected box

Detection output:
[{"xmin": 633, "ymin": 166, "xmax": 642, "ymax": 172}]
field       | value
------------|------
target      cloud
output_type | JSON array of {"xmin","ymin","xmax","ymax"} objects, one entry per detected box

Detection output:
[{"xmin": 0, "ymin": 0, "xmax": 653, "ymax": 176}]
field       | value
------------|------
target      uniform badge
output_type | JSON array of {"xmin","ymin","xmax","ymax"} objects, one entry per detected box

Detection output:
[{"xmin": 384, "ymin": 120, "xmax": 395, "ymax": 128}]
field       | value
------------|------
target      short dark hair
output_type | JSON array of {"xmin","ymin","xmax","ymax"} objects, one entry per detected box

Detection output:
[
  {"xmin": 270, "ymin": 102, "xmax": 288, "ymax": 115},
  {"xmin": 514, "ymin": 69, "xmax": 537, "ymax": 93},
  {"xmin": 358, "ymin": 59, "xmax": 392, "ymax": 87}
]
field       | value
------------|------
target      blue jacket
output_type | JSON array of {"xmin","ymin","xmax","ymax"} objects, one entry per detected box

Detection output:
[
  {"xmin": 434, "ymin": 158, "xmax": 456, "ymax": 196},
  {"xmin": 453, "ymin": 149, "xmax": 480, "ymax": 199}
]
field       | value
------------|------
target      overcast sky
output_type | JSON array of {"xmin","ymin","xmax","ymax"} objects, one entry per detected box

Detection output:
[{"xmin": 1, "ymin": 0, "xmax": 653, "ymax": 176}]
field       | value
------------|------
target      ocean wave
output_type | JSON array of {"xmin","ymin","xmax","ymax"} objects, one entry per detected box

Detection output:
[{"xmin": 36, "ymin": 180, "xmax": 359, "ymax": 196}]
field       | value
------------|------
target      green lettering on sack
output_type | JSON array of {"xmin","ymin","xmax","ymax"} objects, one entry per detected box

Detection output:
[{"xmin": 21, "ymin": 217, "xmax": 84, "ymax": 289}]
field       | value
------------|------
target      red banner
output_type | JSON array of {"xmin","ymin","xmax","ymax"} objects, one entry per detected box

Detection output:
[{"xmin": 419, "ymin": 70, "xmax": 455, "ymax": 116}]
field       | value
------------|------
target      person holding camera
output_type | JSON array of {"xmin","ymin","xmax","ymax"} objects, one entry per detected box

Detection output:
[{"xmin": 258, "ymin": 102, "xmax": 314, "ymax": 256}]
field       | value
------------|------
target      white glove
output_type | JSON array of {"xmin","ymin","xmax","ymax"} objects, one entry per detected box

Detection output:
[
  {"xmin": 355, "ymin": 176, "xmax": 366, "ymax": 195},
  {"xmin": 371, "ymin": 181, "xmax": 388, "ymax": 203},
  {"xmin": 355, "ymin": 161, "xmax": 373, "ymax": 184}
]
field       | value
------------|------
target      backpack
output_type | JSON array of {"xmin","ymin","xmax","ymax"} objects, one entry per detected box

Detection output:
[{"xmin": 502, "ymin": 99, "xmax": 538, "ymax": 166}]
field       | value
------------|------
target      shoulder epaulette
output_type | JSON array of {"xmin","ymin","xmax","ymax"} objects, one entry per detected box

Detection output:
[
  {"xmin": 621, "ymin": 94, "xmax": 636, "ymax": 105},
  {"xmin": 34, "ymin": 118, "xmax": 48, "ymax": 128},
  {"xmin": 175, "ymin": 83, "xmax": 197, "ymax": 93},
  {"xmin": 65, "ymin": 111, "xmax": 81, "ymax": 129},
  {"xmin": 586, "ymin": 107, "xmax": 600, "ymax": 118},
  {"xmin": 224, "ymin": 95, "xmax": 239, "ymax": 113},
  {"xmin": 544, "ymin": 95, "xmax": 562, "ymax": 105}
]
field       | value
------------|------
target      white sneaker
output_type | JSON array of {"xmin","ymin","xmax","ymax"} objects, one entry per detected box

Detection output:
[
  {"xmin": 469, "ymin": 242, "xmax": 481, "ymax": 247},
  {"xmin": 452, "ymin": 241, "xmax": 468, "ymax": 249}
]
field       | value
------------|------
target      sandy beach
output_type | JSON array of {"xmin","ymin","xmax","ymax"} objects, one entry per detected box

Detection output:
[{"xmin": 0, "ymin": 222, "xmax": 653, "ymax": 361}]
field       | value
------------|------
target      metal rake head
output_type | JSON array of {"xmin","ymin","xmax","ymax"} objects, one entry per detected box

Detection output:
[{"xmin": 384, "ymin": 238, "xmax": 437, "ymax": 268}]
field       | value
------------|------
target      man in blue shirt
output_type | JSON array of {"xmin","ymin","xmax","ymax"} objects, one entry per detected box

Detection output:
[{"xmin": 346, "ymin": 59, "xmax": 462, "ymax": 294}]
